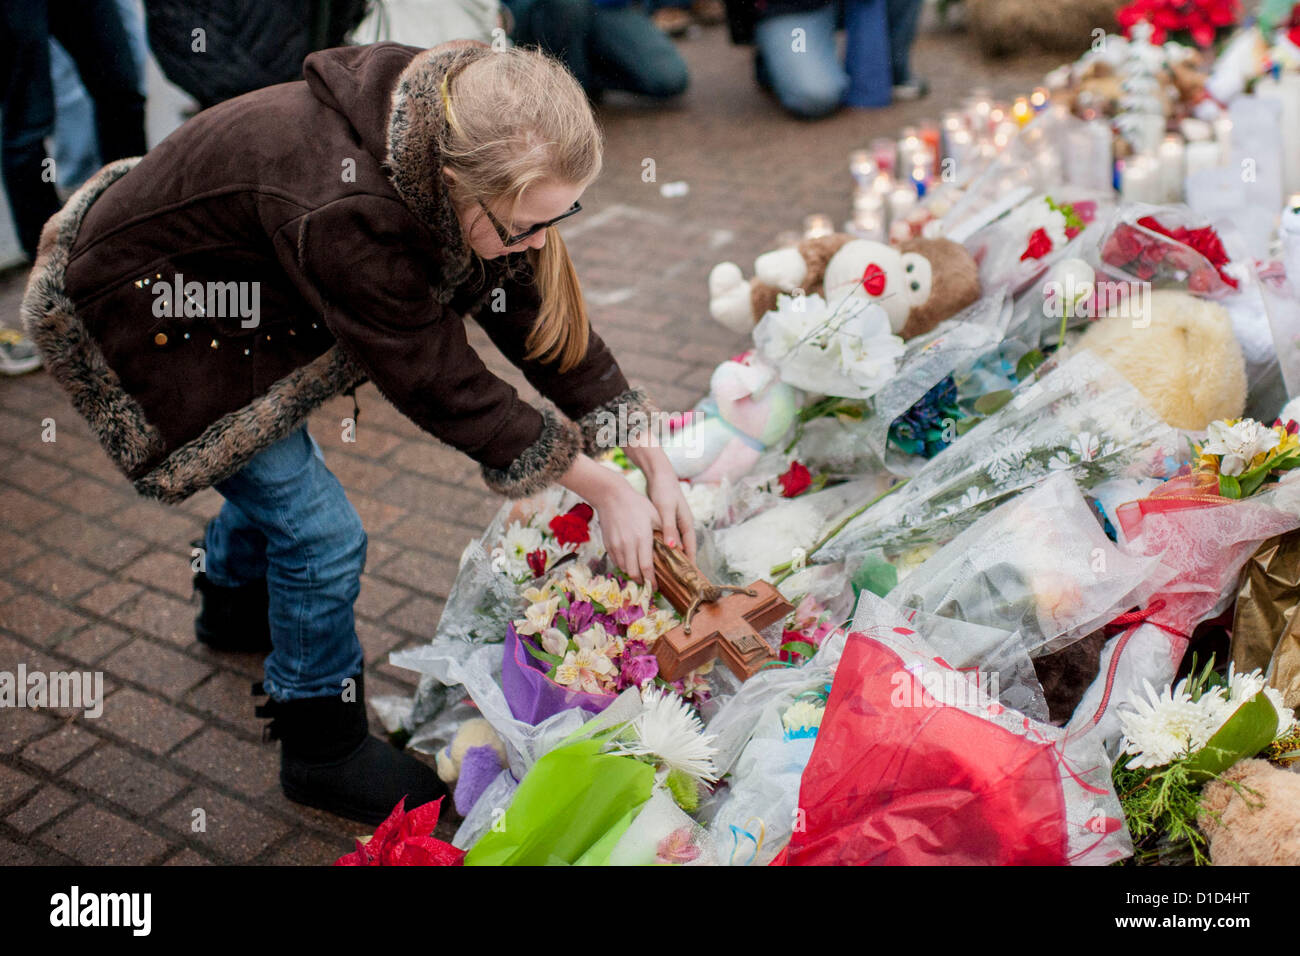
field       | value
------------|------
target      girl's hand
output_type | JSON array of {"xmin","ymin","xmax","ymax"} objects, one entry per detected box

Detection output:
[
  {"xmin": 645, "ymin": 467, "xmax": 697, "ymax": 564},
  {"xmin": 589, "ymin": 475, "xmax": 663, "ymax": 594},
  {"xmin": 558, "ymin": 452, "xmax": 662, "ymax": 592}
]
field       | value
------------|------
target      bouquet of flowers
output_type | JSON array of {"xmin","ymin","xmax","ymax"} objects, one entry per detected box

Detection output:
[
  {"xmin": 1113, "ymin": 658, "xmax": 1296, "ymax": 864},
  {"xmin": 772, "ymin": 593, "xmax": 1130, "ymax": 865},
  {"xmin": 1193, "ymin": 416, "xmax": 1300, "ymax": 497},
  {"xmin": 794, "ymin": 350, "xmax": 1183, "ymax": 575},
  {"xmin": 503, "ymin": 561, "xmax": 713, "ymax": 724},
  {"xmin": 753, "ymin": 290, "xmax": 907, "ymax": 399},
  {"xmin": 1098, "ymin": 208, "xmax": 1241, "ymax": 296},
  {"xmin": 464, "ymin": 686, "xmax": 720, "ymax": 866},
  {"xmin": 1067, "ymin": 469, "xmax": 1300, "ymax": 756}
]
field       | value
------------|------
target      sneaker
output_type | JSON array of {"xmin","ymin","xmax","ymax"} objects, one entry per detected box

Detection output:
[
  {"xmin": 0, "ymin": 327, "xmax": 42, "ymax": 375},
  {"xmin": 892, "ymin": 76, "xmax": 930, "ymax": 101},
  {"xmin": 652, "ymin": 6, "xmax": 692, "ymax": 37},
  {"xmin": 690, "ymin": 0, "xmax": 725, "ymax": 25}
]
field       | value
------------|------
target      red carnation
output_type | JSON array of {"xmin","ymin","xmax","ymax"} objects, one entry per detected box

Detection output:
[
  {"xmin": 548, "ymin": 502, "xmax": 594, "ymax": 546},
  {"xmin": 1020, "ymin": 227, "xmax": 1053, "ymax": 261},
  {"xmin": 778, "ymin": 460, "xmax": 813, "ymax": 497}
]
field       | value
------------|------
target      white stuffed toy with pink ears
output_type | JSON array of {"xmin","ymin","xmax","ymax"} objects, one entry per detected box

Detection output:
[{"xmin": 663, "ymin": 350, "xmax": 801, "ymax": 485}]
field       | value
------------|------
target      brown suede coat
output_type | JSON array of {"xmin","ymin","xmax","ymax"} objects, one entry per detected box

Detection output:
[{"xmin": 21, "ymin": 42, "xmax": 650, "ymax": 504}]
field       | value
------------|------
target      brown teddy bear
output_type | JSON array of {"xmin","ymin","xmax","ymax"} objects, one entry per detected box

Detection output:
[
  {"xmin": 1199, "ymin": 758, "xmax": 1300, "ymax": 865},
  {"xmin": 708, "ymin": 233, "xmax": 982, "ymax": 342}
]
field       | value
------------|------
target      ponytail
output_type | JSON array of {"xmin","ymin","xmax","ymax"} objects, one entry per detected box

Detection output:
[{"xmin": 524, "ymin": 227, "xmax": 590, "ymax": 373}]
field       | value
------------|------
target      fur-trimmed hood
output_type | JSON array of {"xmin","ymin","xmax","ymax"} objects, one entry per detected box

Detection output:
[{"xmin": 21, "ymin": 42, "xmax": 648, "ymax": 505}]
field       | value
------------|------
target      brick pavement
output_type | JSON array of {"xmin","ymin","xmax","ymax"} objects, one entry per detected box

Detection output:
[{"xmin": 0, "ymin": 16, "xmax": 1061, "ymax": 864}]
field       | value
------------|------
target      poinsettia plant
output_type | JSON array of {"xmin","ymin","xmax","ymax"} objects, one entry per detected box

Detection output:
[
  {"xmin": 1117, "ymin": 0, "xmax": 1241, "ymax": 48},
  {"xmin": 334, "ymin": 796, "xmax": 463, "ymax": 866}
]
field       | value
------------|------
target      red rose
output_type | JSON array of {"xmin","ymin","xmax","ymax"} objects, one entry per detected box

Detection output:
[
  {"xmin": 1102, "ymin": 224, "xmax": 1144, "ymax": 266},
  {"xmin": 548, "ymin": 502, "xmax": 594, "ymax": 546},
  {"xmin": 778, "ymin": 461, "xmax": 813, "ymax": 497},
  {"xmin": 1020, "ymin": 227, "xmax": 1053, "ymax": 261}
]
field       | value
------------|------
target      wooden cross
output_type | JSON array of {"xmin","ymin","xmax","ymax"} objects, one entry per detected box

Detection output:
[{"xmin": 649, "ymin": 531, "xmax": 793, "ymax": 681}]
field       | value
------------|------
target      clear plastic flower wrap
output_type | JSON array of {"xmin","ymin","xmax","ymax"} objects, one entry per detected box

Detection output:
[
  {"xmin": 700, "ymin": 629, "xmax": 849, "ymax": 865},
  {"xmin": 813, "ymin": 349, "xmax": 1184, "ymax": 572},
  {"xmin": 888, "ymin": 470, "xmax": 1174, "ymax": 659},
  {"xmin": 961, "ymin": 191, "xmax": 1109, "ymax": 297},
  {"xmin": 709, "ymin": 473, "xmax": 895, "ymax": 585},
  {"xmin": 1067, "ymin": 475, "xmax": 1300, "ymax": 757}
]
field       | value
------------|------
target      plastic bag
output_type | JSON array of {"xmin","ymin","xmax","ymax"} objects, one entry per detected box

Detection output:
[
  {"xmin": 889, "ymin": 470, "xmax": 1172, "ymax": 657},
  {"xmin": 773, "ymin": 617, "xmax": 1130, "ymax": 865}
]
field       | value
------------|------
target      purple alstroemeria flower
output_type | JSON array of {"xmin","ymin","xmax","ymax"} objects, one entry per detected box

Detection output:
[
  {"xmin": 620, "ymin": 654, "xmax": 659, "ymax": 688},
  {"xmin": 612, "ymin": 602, "xmax": 646, "ymax": 627},
  {"xmin": 565, "ymin": 600, "xmax": 594, "ymax": 634}
]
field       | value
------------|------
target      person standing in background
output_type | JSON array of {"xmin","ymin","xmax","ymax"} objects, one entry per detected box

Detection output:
[{"xmin": 0, "ymin": 0, "xmax": 147, "ymax": 262}]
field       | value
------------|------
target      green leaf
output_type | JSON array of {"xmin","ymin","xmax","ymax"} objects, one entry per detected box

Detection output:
[
  {"xmin": 954, "ymin": 416, "xmax": 984, "ymax": 435},
  {"xmin": 555, "ymin": 615, "xmax": 570, "ymax": 637},
  {"xmin": 1015, "ymin": 349, "xmax": 1046, "ymax": 381},
  {"xmin": 520, "ymin": 637, "xmax": 564, "ymax": 668},
  {"xmin": 1218, "ymin": 474, "xmax": 1242, "ymax": 499},
  {"xmin": 780, "ymin": 640, "xmax": 818, "ymax": 659},
  {"xmin": 1238, "ymin": 470, "xmax": 1271, "ymax": 498},
  {"xmin": 973, "ymin": 390, "xmax": 1013, "ymax": 415},
  {"xmin": 589, "ymin": 600, "xmax": 607, "ymax": 614},
  {"xmin": 1183, "ymin": 693, "xmax": 1281, "ymax": 784}
]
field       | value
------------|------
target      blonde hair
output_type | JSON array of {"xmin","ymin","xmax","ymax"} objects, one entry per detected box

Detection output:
[{"xmin": 438, "ymin": 47, "xmax": 603, "ymax": 372}]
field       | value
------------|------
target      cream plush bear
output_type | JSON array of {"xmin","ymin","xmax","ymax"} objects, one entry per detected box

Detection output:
[
  {"xmin": 1070, "ymin": 289, "xmax": 1247, "ymax": 431},
  {"xmin": 709, "ymin": 233, "xmax": 981, "ymax": 341}
]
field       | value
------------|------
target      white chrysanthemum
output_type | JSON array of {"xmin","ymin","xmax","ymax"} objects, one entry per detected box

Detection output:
[
  {"xmin": 502, "ymin": 522, "xmax": 543, "ymax": 558},
  {"xmin": 1118, "ymin": 678, "xmax": 1230, "ymax": 769},
  {"xmin": 1225, "ymin": 663, "xmax": 1297, "ymax": 739},
  {"xmin": 609, "ymin": 685, "xmax": 719, "ymax": 784}
]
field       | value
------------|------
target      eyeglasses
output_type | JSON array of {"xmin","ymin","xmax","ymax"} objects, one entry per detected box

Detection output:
[{"xmin": 476, "ymin": 198, "xmax": 582, "ymax": 247}]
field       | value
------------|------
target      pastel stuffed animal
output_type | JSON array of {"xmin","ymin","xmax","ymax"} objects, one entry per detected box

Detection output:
[
  {"xmin": 664, "ymin": 351, "xmax": 800, "ymax": 485},
  {"xmin": 709, "ymin": 233, "xmax": 981, "ymax": 341},
  {"xmin": 435, "ymin": 718, "xmax": 506, "ymax": 817},
  {"xmin": 1070, "ymin": 289, "xmax": 1246, "ymax": 430}
]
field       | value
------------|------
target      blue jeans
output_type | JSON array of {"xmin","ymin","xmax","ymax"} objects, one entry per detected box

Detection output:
[
  {"xmin": 506, "ymin": 0, "xmax": 689, "ymax": 98},
  {"xmin": 753, "ymin": 0, "xmax": 913, "ymax": 116},
  {"xmin": 754, "ymin": 3, "xmax": 851, "ymax": 118},
  {"xmin": 205, "ymin": 426, "xmax": 366, "ymax": 702}
]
